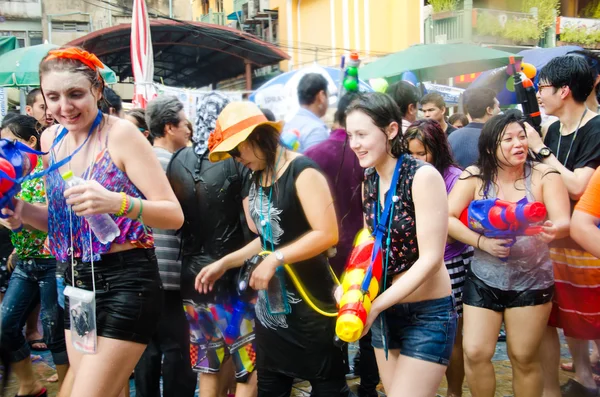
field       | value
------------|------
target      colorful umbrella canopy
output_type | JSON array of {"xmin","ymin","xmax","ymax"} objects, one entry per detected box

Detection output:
[
  {"xmin": 250, "ymin": 65, "xmax": 372, "ymax": 121},
  {"xmin": 471, "ymin": 45, "xmax": 583, "ymax": 105},
  {"xmin": 360, "ymin": 43, "xmax": 522, "ymax": 83},
  {"xmin": 131, "ymin": 0, "xmax": 156, "ymax": 108},
  {"xmin": 0, "ymin": 44, "xmax": 117, "ymax": 87}
]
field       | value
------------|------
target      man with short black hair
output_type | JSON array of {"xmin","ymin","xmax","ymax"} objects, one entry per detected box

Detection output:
[
  {"xmin": 386, "ymin": 81, "xmax": 420, "ymax": 133},
  {"xmin": 448, "ymin": 87, "xmax": 500, "ymax": 168},
  {"xmin": 25, "ymin": 88, "xmax": 53, "ymax": 128},
  {"xmin": 420, "ymin": 92, "xmax": 456, "ymax": 135},
  {"xmin": 526, "ymin": 55, "xmax": 600, "ymax": 397},
  {"xmin": 281, "ymin": 73, "xmax": 330, "ymax": 152}
]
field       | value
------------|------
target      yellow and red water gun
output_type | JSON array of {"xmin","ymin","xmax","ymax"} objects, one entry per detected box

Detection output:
[{"xmin": 335, "ymin": 229, "xmax": 383, "ymax": 343}]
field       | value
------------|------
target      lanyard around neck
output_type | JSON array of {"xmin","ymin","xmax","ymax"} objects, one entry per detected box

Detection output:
[{"xmin": 556, "ymin": 108, "xmax": 588, "ymax": 166}]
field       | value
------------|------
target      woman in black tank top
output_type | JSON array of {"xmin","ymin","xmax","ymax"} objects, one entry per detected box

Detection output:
[{"xmin": 198, "ymin": 102, "xmax": 349, "ymax": 397}]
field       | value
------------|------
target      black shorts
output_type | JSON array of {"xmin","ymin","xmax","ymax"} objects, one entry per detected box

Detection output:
[
  {"xmin": 463, "ymin": 271, "xmax": 553, "ymax": 312},
  {"xmin": 64, "ymin": 248, "xmax": 164, "ymax": 344}
]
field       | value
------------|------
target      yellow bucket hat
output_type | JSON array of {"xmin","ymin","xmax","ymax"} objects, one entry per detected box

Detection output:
[{"xmin": 208, "ymin": 102, "xmax": 284, "ymax": 162}]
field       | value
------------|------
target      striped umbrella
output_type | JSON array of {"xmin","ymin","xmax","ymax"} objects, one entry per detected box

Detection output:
[{"xmin": 131, "ymin": 0, "xmax": 156, "ymax": 108}]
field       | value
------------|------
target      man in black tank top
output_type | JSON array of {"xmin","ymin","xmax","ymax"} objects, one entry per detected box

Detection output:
[{"xmin": 526, "ymin": 55, "xmax": 600, "ymax": 397}]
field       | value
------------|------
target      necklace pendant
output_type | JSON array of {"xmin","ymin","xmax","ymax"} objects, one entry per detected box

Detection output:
[
  {"xmin": 392, "ymin": 195, "xmax": 399, "ymax": 202},
  {"xmin": 260, "ymin": 219, "xmax": 267, "ymax": 227}
]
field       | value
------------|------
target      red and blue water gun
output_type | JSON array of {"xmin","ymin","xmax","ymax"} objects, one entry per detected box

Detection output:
[
  {"xmin": 0, "ymin": 139, "xmax": 40, "ymax": 231},
  {"xmin": 460, "ymin": 198, "xmax": 547, "ymax": 247}
]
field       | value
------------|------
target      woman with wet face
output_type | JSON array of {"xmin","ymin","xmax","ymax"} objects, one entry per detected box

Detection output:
[
  {"xmin": 197, "ymin": 101, "xmax": 349, "ymax": 396},
  {"xmin": 0, "ymin": 47, "xmax": 183, "ymax": 397},
  {"xmin": 344, "ymin": 92, "xmax": 455, "ymax": 397},
  {"xmin": 447, "ymin": 113, "xmax": 570, "ymax": 396}
]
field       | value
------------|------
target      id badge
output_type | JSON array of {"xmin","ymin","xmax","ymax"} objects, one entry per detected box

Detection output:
[{"xmin": 64, "ymin": 285, "xmax": 97, "ymax": 354}]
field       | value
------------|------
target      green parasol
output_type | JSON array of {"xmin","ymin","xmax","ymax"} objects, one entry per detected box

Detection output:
[
  {"xmin": 0, "ymin": 43, "xmax": 117, "ymax": 87},
  {"xmin": 360, "ymin": 43, "xmax": 523, "ymax": 83}
]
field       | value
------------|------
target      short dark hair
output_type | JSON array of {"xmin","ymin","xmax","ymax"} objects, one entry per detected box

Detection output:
[
  {"xmin": 1, "ymin": 115, "xmax": 41, "ymax": 150},
  {"xmin": 420, "ymin": 92, "xmax": 446, "ymax": 110},
  {"xmin": 448, "ymin": 113, "xmax": 468, "ymax": 127},
  {"xmin": 334, "ymin": 91, "xmax": 360, "ymax": 126},
  {"xmin": 463, "ymin": 88, "xmax": 497, "ymax": 119},
  {"xmin": 345, "ymin": 92, "xmax": 407, "ymax": 158},
  {"xmin": 297, "ymin": 73, "xmax": 328, "ymax": 105},
  {"xmin": 538, "ymin": 55, "xmax": 594, "ymax": 103},
  {"xmin": 99, "ymin": 86, "xmax": 123, "ymax": 114},
  {"xmin": 145, "ymin": 95, "xmax": 184, "ymax": 140},
  {"xmin": 26, "ymin": 89, "xmax": 42, "ymax": 107},
  {"xmin": 385, "ymin": 81, "xmax": 421, "ymax": 118}
]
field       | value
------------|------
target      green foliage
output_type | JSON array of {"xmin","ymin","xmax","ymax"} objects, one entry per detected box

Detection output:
[
  {"xmin": 561, "ymin": 25, "xmax": 600, "ymax": 47},
  {"xmin": 429, "ymin": 0, "xmax": 458, "ymax": 13},
  {"xmin": 504, "ymin": 17, "xmax": 541, "ymax": 42},
  {"xmin": 522, "ymin": 0, "xmax": 560, "ymax": 32},
  {"xmin": 581, "ymin": 0, "xmax": 600, "ymax": 18},
  {"xmin": 474, "ymin": 11, "xmax": 503, "ymax": 37}
]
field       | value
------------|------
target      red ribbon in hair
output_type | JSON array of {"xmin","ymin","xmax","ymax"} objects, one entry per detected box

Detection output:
[{"xmin": 45, "ymin": 48, "xmax": 104, "ymax": 72}]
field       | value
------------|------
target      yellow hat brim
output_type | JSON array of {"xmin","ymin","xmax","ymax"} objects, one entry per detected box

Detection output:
[{"xmin": 208, "ymin": 120, "xmax": 284, "ymax": 162}]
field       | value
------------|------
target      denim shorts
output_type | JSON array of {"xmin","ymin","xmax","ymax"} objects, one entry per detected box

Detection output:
[{"xmin": 371, "ymin": 296, "xmax": 457, "ymax": 366}]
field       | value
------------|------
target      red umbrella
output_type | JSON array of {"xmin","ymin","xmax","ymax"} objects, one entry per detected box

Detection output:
[{"xmin": 131, "ymin": 0, "xmax": 156, "ymax": 108}]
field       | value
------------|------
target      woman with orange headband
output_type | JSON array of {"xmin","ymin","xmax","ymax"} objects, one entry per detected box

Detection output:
[{"xmin": 0, "ymin": 47, "xmax": 184, "ymax": 397}]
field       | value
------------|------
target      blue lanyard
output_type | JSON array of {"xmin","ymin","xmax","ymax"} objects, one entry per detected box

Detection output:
[
  {"xmin": 19, "ymin": 111, "xmax": 103, "ymax": 182},
  {"xmin": 361, "ymin": 155, "xmax": 403, "ymax": 292},
  {"xmin": 259, "ymin": 149, "xmax": 285, "ymax": 251}
]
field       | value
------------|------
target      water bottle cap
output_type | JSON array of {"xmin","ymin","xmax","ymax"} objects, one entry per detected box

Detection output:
[{"xmin": 61, "ymin": 170, "xmax": 74, "ymax": 181}]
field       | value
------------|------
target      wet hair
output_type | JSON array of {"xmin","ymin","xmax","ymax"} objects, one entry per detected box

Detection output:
[
  {"xmin": 463, "ymin": 88, "xmax": 497, "ymax": 119},
  {"xmin": 385, "ymin": 81, "xmax": 421, "ymax": 118},
  {"xmin": 1, "ymin": 115, "xmax": 41, "ymax": 150},
  {"xmin": 538, "ymin": 56, "xmax": 594, "ymax": 103},
  {"xmin": 145, "ymin": 95, "xmax": 184, "ymax": 140},
  {"xmin": 405, "ymin": 119, "xmax": 457, "ymax": 175},
  {"xmin": 245, "ymin": 124, "xmax": 281, "ymax": 187},
  {"xmin": 99, "ymin": 87, "xmax": 122, "ymax": 115},
  {"xmin": 39, "ymin": 47, "xmax": 105, "ymax": 103},
  {"xmin": 26, "ymin": 88, "xmax": 42, "ymax": 107},
  {"xmin": 471, "ymin": 113, "xmax": 537, "ymax": 194},
  {"xmin": 260, "ymin": 108, "xmax": 276, "ymax": 121},
  {"xmin": 297, "ymin": 73, "xmax": 328, "ymax": 106},
  {"xmin": 345, "ymin": 92, "xmax": 407, "ymax": 158},
  {"xmin": 448, "ymin": 113, "xmax": 469, "ymax": 128},
  {"xmin": 420, "ymin": 92, "xmax": 446, "ymax": 110},
  {"xmin": 334, "ymin": 91, "xmax": 360, "ymax": 126},
  {"xmin": 504, "ymin": 108, "xmax": 524, "ymax": 119},
  {"xmin": 567, "ymin": 50, "xmax": 600, "ymax": 98}
]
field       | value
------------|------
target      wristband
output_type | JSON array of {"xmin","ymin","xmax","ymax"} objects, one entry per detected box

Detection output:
[
  {"xmin": 125, "ymin": 195, "xmax": 135, "ymax": 216},
  {"xmin": 477, "ymin": 235, "xmax": 483, "ymax": 249},
  {"xmin": 115, "ymin": 192, "xmax": 127, "ymax": 216}
]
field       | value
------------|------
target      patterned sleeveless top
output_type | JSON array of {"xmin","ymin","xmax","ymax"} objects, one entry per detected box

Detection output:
[
  {"xmin": 363, "ymin": 155, "xmax": 428, "ymax": 276},
  {"xmin": 46, "ymin": 134, "xmax": 153, "ymax": 263}
]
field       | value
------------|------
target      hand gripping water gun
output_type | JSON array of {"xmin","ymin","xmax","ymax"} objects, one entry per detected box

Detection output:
[
  {"xmin": 335, "ymin": 229, "xmax": 383, "ymax": 343},
  {"xmin": 0, "ymin": 139, "xmax": 39, "ymax": 231},
  {"xmin": 460, "ymin": 197, "xmax": 547, "ymax": 247},
  {"xmin": 510, "ymin": 57, "xmax": 542, "ymax": 133}
]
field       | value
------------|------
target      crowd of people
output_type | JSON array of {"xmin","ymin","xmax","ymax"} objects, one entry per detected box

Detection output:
[{"xmin": 0, "ymin": 46, "xmax": 599, "ymax": 397}]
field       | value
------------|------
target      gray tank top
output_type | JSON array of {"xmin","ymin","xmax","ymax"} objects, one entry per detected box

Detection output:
[{"xmin": 471, "ymin": 165, "xmax": 553, "ymax": 291}]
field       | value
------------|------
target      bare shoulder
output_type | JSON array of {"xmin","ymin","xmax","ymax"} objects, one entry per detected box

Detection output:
[
  {"xmin": 40, "ymin": 124, "xmax": 61, "ymax": 151},
  {"xmin": 106, "ymin": 116, "xmax": 142, "ymax": 141}
]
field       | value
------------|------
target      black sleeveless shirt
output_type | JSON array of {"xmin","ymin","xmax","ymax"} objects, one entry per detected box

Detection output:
[
  {"xmin": 248, "ymin": 155, "xmax": 344, "ymax": 379},
  {"xmin": 363, "ymin": 155, "xmax": 428, "ymax": 276}
]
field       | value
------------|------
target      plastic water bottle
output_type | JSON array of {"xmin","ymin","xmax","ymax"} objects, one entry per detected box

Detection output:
[{"xmin": 61, "ymin": 171, "xmax": 120, "ymax": 244}]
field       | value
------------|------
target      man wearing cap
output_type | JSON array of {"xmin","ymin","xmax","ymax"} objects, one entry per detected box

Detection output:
[{"xmin": 280, "ymin": 73, "xmax": 330, "ymax": 153}]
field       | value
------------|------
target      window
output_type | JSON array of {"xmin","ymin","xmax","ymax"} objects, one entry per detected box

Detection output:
[
  {"xmin": 28, "ymin": 31, "xmax": 42, "ymax": 46},
  {"xmin": 52, "ymin": 22, "xmax": 90, "ymax": 32}
]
